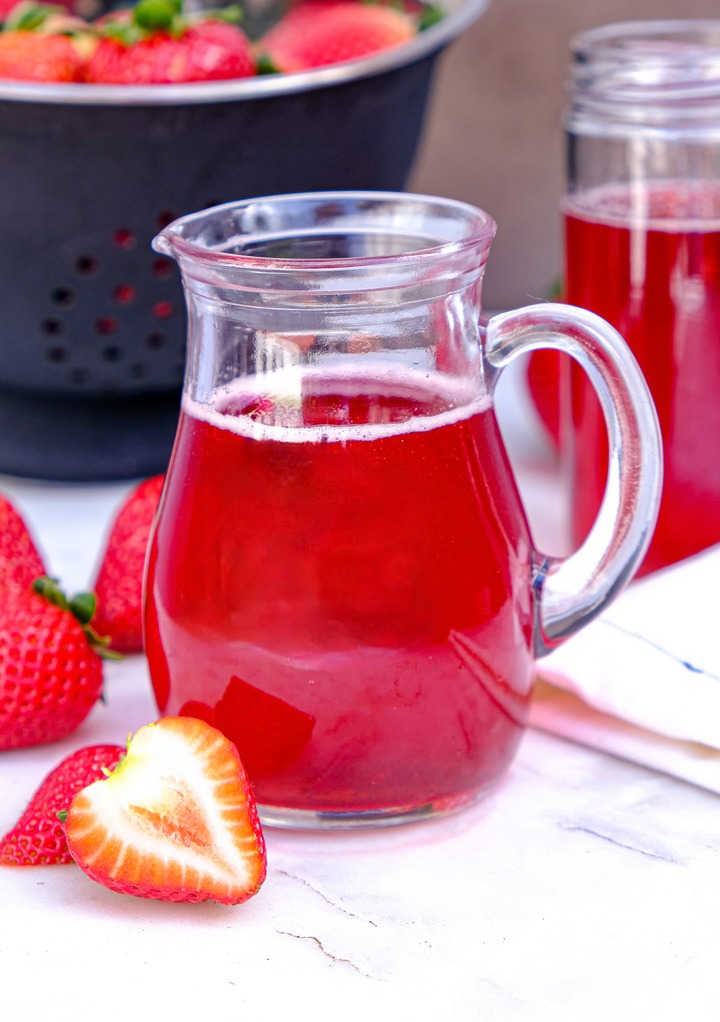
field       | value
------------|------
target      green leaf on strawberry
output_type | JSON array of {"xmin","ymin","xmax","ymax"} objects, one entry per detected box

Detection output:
[
  {"xmin": 2, "ymin": 2, "xmax": 65, "ymax": 32},
  {"xmin": 417, "ymin": 3, "xmax": 443, "ymax": 30},
  {"xmin": 30, "ymin": 576, "xmax": 122, "ymax": 661},
  {"xmin": 133, "ymin": 0, "xmax": 181, "ymax": 32}
]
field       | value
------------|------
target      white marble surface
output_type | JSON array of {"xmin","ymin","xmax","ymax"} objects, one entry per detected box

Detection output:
[
  {"xmin": 2, "ymin": 370, "xmax": 719, "ymax": 1020},
  {"xmin": 3, "ymin": 654, "xmax": 720, "ymax": 1020}
]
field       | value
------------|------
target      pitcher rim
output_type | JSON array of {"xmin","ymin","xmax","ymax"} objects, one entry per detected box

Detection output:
[{"xmin": 152, "ymin": 191, "xmax": 498, "ymax": 272}]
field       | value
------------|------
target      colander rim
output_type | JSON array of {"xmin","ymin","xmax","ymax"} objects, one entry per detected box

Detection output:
[{"xmin": 0, "ymin": 0, "xmax": 488, "ymax": 106}]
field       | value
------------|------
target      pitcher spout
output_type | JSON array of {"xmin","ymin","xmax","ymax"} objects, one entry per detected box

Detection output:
[{"xmin": 152, "ymin": 230, "xmax": 175, "ymax": 259}]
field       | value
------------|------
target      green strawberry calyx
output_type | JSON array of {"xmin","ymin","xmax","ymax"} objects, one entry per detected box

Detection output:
[
  {"xmin": 31, "ymin": 576, "xmax": 123, "ymax": 661},
  {"xmin": 417, "ymin": 3, "xmax": 443, "ymax": 31},
  {"xmin": 100, "ymin": 0, "xmax": 243, "ymax": 45},
  {"xmin": 56, "ymin": 749, "xmax": 128, "ymax": 825},
  {"xmin": 2, "ymin": 2, "xmax": 62, "ymax": 32},
  {"xmin": 362, "ymin": 0, "xmax": 444, "ymax": 30},
  {"xmin": 1, "ymin": 1, "xmax": 89, "ymax": 35}
]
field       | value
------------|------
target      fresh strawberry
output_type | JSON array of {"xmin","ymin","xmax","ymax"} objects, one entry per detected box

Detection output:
[
  {"xmin": 64, "ymin": 715, "xmax": 267, "ymax": 905},
  {"xmin": 0, "ymin": 576, "xmax": 112, "ymax": 750},
  {"xmin": 257, "ymin": 0, "xmax": 417, "ymax": 74},
  {"xmin": 0, "ymin": 27, "xmax": 84, "ymax": 80},
  {"xmin": 0, "ymin": 744, "xmax": 125, "ymax": 866},
  {"xmin": 0, "ymin": 493, "xmax": 46, "ymax": 589},
  {"xmin": 91, "ymin": 474, "xmax": 164, "ymax": 653},
  {"xmin": 0, "ymin": 2, "xmax": 89, "ymax": 82},
  {"xmin": 0, "ymin": 0, "xmax": 21, "ymax": 19},
  {"xmin": 0, "ymin": 0, "xmax": 74, "ymax": 19},
  {"xmin": 85, "ymin": 0, "xmax": 256, "ymax": 84}
]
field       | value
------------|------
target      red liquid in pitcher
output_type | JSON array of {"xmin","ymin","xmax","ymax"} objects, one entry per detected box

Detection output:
[
  {"xmin": 145, "ymin": 368, "xmax": 535, "ymax": 817},
  {"xmin": 564, "ymin": 182, "xmax": 720, "ymax": 574}
]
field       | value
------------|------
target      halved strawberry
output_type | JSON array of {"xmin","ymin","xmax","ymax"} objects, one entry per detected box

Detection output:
[
  {"xmin": 257, "ymin": 0, "xmax": 417, "ymax": 74},
  {"xmin": 63, "ymin": 716, "xmax": 267, "ymax": 905},
  {"xmin": 0, "ymin": 744, "xmax": 126, "ymax": 866}
]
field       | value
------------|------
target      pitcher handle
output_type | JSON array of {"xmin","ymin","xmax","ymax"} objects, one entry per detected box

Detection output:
[{"xmin": 485, "ymin": 302, "xmax": 663, "ymax": 657}]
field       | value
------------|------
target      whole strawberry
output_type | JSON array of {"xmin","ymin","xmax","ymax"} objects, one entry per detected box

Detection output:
[
  {"xmin": 0, "ymin": 744, "xmax": 125, "ymax": 866},
  {"xmin": 0, "ymin": 576, "xmax": 112, "ymax": 750},
  {"xmin": 0, "ymin": 0, "xmax": 74, "ymax": 19},
  {"xmin": 257, "ymin": 0, "xmax": 418, "ymax": 74},
  {"xmin": 0, "ymin": 0, "xmax": 20, "ymax": 18},
  {"xmin": 91, "ymin": 474, "xmax": 164, "ymax": 653},
  {"xmin": 0, "ymin": 2, "xmax": 89, "ymax": 82},
  {"xmin": 0, "ymin": 28, "xmax": 84, "ymax": 81},
  {"xmin": 0, "ymin": 493, "xmax": 46, "ymax": 589},
  {"xmin": 85, "ymin": 0, "xmax": 256, "ymax": 84}
]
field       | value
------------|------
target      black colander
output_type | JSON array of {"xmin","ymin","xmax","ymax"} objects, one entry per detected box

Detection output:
[{"xmin": 0, "ymin": 0, "xmax": 487, "ymax": 481}]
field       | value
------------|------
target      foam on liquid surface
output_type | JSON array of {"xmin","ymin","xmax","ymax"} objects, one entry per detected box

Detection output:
[
  {"xmin": 183, "ymin": 365, "xmax": 491, "ymax": 444},
  {"xmin": 564, "ymin": 179, "xmax": 720, "ymax": 232}
]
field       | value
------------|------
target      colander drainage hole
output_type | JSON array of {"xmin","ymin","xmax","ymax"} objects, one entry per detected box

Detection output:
[
  {"xmin": 103, "ymin": 346, "xmax": 123, "ymax": 363},
  {"xmin": 41, "ymin": 318, "xmax": 63, "ymax": 336},
  {"xmin": 153, "ymin": 259, "xmax": 173, "ymax": 279},
  {"xmin": 95, "ymin": 316, "xmax": 118, "ymax": 335},
  {"xmin": 113, "ymin": 284, "xmax": 136, "ymax": 305},
  {"xmin": 156, "ymin": 210, "xmax": 177, "ymax": 229},
  {"xmin": 113, "ymin": 228, "xmax": 136, "ymax": 250},
  {"xmin": 145, "ymin": 332, "xmax": 166, "ymax": 349},
  {"xmin": 46, "ymin": 346, "xmax": 68, "ymax": 363},
  {"xmin": 152, "ymin": 301, "xmax": 174, "ymax": 320},
  {"xmin": 75, "ymin": 255, "xmax": 98, "ymax": 277},
  {"xmin": 50, "ymin": 286, "xmax": 75, "ymax": 308}
]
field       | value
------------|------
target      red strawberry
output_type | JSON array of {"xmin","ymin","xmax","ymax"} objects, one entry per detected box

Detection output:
[
  {"xmin": 0, "ymin": 0, "xmax": 21, "ymax": 18},
  {"xmin": 91, "ymin": 474, "xmax": 164, "ymax": 653},
  {"xmin": 0, "ymin": 493, "xmax": 46, "ymax": 589},
  {"xmin": 64, "ymin": 716, "xmax": 267, "ymax": 905},
  {"xmin": 0, "ymin": 28, "xmax": 85, "ymax": 82},
  {"xmin": 257, "ymin": 0, "xmax": 417, "ymax": 74},
  {"xmin": 0, "ymin": 576, "xmax": 111, "ymax": 750},
  {"xmin": 0, "ymin": 744, "xmax": 125, "ymax": 866},
  {"xmin": 0, "ymin": 0, "xmax": 74, "ymax": 17},
  {"xmin": 85, "ymin": 0, "xmax": 256, "ymax": 84}
]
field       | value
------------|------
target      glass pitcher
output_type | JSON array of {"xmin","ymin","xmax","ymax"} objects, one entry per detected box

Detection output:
[{"xmin": 145, "ymin": 191, "xmax": 662, "ymax": 828}]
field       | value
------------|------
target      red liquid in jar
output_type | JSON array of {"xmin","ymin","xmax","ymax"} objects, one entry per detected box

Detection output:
[
  {"xmin": 564, "ymin": 181, "xmax": 720, "ymax": 575},
  {"xmin": 145, "ymin": 369, "xmax": 535, "ymax": 816}
]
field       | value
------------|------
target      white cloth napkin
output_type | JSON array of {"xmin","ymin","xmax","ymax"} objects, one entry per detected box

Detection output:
[{"xmin": 530, "ymin": 544, "xmax": 720, "ymax": 794}]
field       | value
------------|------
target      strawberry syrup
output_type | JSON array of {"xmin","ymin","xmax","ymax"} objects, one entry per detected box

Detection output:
[
  {"xmin": 564, "ymin": 181, "xmax": 720, "ymax": 574},
  {"xmin": 145, "ymin": 368, "xmax": 536, "ymax": 819}
]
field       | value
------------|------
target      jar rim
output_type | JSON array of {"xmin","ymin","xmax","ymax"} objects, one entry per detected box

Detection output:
[
  {"xmin": 572, "ymin": 18, "xmax": 720, "ymax": 55},
  {"xmin": 568, "ymin": 18, "xmax": 720, "ymax": 111}
]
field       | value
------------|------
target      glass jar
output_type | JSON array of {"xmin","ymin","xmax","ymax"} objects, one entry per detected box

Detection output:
[{"xmin": 562, "ymin": 20, "xmax": 720, "ymax": 574}]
